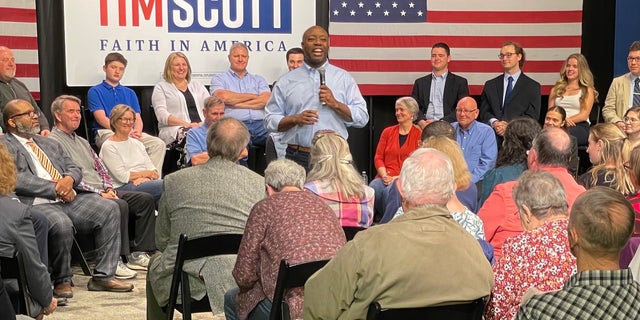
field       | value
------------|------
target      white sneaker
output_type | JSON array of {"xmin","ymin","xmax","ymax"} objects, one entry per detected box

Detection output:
[
  {"xmin": 127, "ymin": 252, "xmax": 150, "ymax": 271},
  {"xmin": 116, "ymin": 260, "xmax": 137, "ymax": 280}
]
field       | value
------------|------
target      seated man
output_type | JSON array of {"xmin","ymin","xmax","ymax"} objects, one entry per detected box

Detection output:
[
  {"xmin": 452, "ymin": 97, "xmax": 497, "ymax": 183},
  {"xmin": 49, "ymin": 95, "xmax": 156, "ymax": 277},
  {"xmin": 185, "ymin": 95, "xmax": 225, "ymax": 166},
  {"xmin": 0, "ymin": 142, "xmax": 57, "ymax": 319},
  {"xmin": 224, "ymin": 159, "xmax": 346, "ymax": 319},
  {"xmin": 1, "ymin": 99, "xmax": 133, "ymax": 295},
  {"xmin": 517, "ymin": 187, "xmax": 640, "ymax": 319},
  {"xmin": 88, "ymin": 52, "xmax": 165, "ymax": 171},
  {"xmin": 304, "ymin": 148, "xmax": 493, "ymax": 319},
  {"xmin": 146, "ymin": 117, "xmax": 265, "ymax": 319}
]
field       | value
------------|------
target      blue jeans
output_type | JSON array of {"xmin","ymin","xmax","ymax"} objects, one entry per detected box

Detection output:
[
  {"xmin": 381, "ymin": 180, "xmax": 402, "ymax": 223},
  {"xmin": 285, "ymin": 147, "xmax": 311, "ymax": 172},
  {"xmin": 117, "ymin": 179, "xmax": 163, "ymax": 208},
  {"xmin": 224, "ymin": 287, "xmax": 272, "ymax": 320},
  {"xmin": 243, "ymin": 120, "xmax": 268, "ymax": 147},
  {"xmin": 369, "ymin": 178, "xmax": 394, "ymax": 217}
]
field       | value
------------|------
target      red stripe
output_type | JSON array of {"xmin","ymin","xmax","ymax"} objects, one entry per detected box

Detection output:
[
  {"xmin": 0, "ymin": 7, "xmax": 36, "ymax": 23},
  {"xmin": 358, "ymin": 84, "xmax": 553, "ymax": 96},
  {"xmin": 331, "ymin": 35, "xmax": 582, "ymax": 49},
  {"xmin": 427, "ymin": 10, "xmax": 582, "ymax": 23},
  {"xmin": 31, "ymin": 92, "xmax": 40, "ymax": 100},
  {"xmin": 0, "ymin": 36, "xmax": 38, "ymax": 49},
  {"xmin": 15, "ymin": 64, "xmax": 39, "ymax": 78},
  {"xmin": 332, "ymin": 59, "xmax": 564, "ymax": 73}
]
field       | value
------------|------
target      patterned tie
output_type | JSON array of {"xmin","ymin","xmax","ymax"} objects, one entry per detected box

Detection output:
[
  {"xmin": 634, "ymin": 78, "xmax": 640, "ymax": 107},
  {"xmin": 502, "ymin": 76, "xmax": 514, "ymax": 118},
  {"xmin": 26, "ymin": 140, "xmax": 63, "ymax": 181}
]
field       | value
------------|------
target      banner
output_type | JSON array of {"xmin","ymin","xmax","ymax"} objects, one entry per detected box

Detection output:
[
  {"xmin": 63, "ymin": 0, "xmax": 316, "ymax": 87},
  {"xmin": 329, "ymin": 0, "xmax": 583, "ymax": 96},
  {"xmin": 0, "ymin": 0, "xmax": 39, "ymax": 99}
]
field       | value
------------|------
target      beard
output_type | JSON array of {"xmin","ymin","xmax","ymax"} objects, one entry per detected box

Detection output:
[
  {"xmin": 1, "ymin": 69, "xmax": 16, "ymax": 80},
  {"xmin": 15, "ymin": 121, "xmax": 40, "ymax": 136}
]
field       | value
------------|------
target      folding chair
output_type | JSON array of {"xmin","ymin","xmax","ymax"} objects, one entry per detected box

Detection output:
[
  {"xmin": 366, "ymin": 298, "xmax": 486, "ymax": 320},
  {"xmin": 269, "ymin": 259, "xmax": 330, "ymax": 320},
  {"xmin": 0, "ymin": 255, "xmax": 31, "ymax": 316}
]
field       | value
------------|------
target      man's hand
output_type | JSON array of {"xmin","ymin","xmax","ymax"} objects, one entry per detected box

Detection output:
[
  {"xmin": 100, "ymin": 189, "xmax": 119, "ymax": 199},
  {"xmin": 319, "ymin": 85, "xmax": 337, "ymax": 108},
  {"xmin": 492, "ymin": 120, "xmax": 508, "ymax": 136},
  {"xmin": 55, "ymin": 176, "xmax": 74, "ymax": 198},
  {"xmin": 133, "ymin": 177, "xmax": 150, "ymax": 186},
  {"xmin": 129, "ymin": 129, "xmax": 143, "ymax": 139},
  {"xmin": 60, "ymin": 190, "xmax": 76, "ymax": 203},
  {"xmin": 296, "ymin": 110, "xmax": 319, "ymax": 126}
]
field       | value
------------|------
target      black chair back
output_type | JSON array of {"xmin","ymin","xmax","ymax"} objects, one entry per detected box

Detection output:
[
  {"xmin": 0, "ymin": 255, "xmax": 30, "ymax": 316},
  {"xmin": 366, "ymin": 298, "xmax": 486, "ymax": 320},
  {"xmin": 342, "ymin": 226, "xmax": 366, "ymax": 241},
  {"xmin": 269, "ymin": 259, "xmax": 330, "ymax": 320},
  {"xmin": 165, "ymin": 233, "xmax": 243, "ymax": 320}
]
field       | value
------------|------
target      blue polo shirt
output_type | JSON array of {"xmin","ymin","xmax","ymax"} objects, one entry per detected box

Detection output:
[{"xmin": 87, "ymin": 80, "xmax": 141, "ymax": 133}]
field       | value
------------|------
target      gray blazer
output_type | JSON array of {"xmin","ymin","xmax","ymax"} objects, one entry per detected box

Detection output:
[{"xmin": 148, "ymin": 156, "xmax": 265, "ymax": 313}]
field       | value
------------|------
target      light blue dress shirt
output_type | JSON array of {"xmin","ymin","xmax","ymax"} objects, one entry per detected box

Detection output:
[
  {"xmin": 426, "ymin": 72, "xmax": 447, "ymax": 120},
  {"xmin": 453, "ymin": 120, "xmax": 497, "ymax": 183},
  {"xmin": 210, "ymin": 69, "xmax": 270, "ymax": 121}
]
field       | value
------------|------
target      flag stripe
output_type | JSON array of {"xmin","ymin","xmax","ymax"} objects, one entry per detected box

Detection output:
[
  {"xmin": 427, "ymin": 11, "xmax": 582, "ymax": 23},
  {"xmin": 331, "ymin": 35, "xmax": 582, "ymax": 49},
  {"xmin": 358, "ymin": 84, "xmax": 555, "ymax": 96},
  {"xmin": 332, "ymin": 59, "xmax": 564, "ymax": 73},
  {"xmin": 426, "ymin": 0, "xmax": 581, "ymax": 11},
  {"xmin": 330, "ymin": 22, "xmax": 582, "ymax": 36},
  {"xmin": 15, "ymin": 64, "xmax": 39, "ymax": 78},
  {"xmin": 0, "ymin": 36, "xmax": 38, "ymax": 49},
  {"xmin": 0, "ymin": 7, "xmax": 37, "ymax": 23}
]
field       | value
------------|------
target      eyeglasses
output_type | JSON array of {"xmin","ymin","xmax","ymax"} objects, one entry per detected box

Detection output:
[
  {"xmin": 627, "ymin": 57, "xmax": 640, "ymax": 63},
  {"xmin": 117, "ymin": 117, "xmax": 135, "ymax": 123},
  {"xmin": 498, "ymin": 52, "xmax": 517, "ymax": 59},
  {"xmin": 10, "ymin": 110, "xmax": 36, "ymax": 119},
  {"xmin": 623, "ymin": 116, "xmax": 640, "ymax": 123},
  {"xmin": 455, "ymin": 109, "xmax": 477, "ymax": 114}
]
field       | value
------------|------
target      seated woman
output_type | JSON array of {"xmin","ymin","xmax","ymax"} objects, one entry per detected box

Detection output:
[
  {"xmin": 100, "ymin": 104, "xmax": 163, "ymax": 204},
  {"xmin": 548, "ymin": 53, "xmax": 598, "ymax": 146},
  {"xmin": 305, "ymin": 130, "xmax": 374, "ymax": 228},
  {"xmin": 624, "ymin": 106, "xmax": 640, "ymax": 149},
  {"xmin": 479, "ymin": 117, "xmax": 540, "ymax": 207},
  {"xmin": 152, "ymin": 52, "xmax": 209, "ymax": 144},
  {"xmin": 485, "ymin": 170, "xmax": 576, "ymax": 320},
  {"xmin": 626, "ymin": 146, "xmax": 640, "ymax": 236},
  {"xmin": 225, "ymin": 159, "xmax": 345, "ymax": 320},
  {"xmin": 369, "ymin": 97, "xmax": 421, "ymax": 219},
  {"xmin": 578, "ymin": 123, "xmax": 634, "ymax": 196}
]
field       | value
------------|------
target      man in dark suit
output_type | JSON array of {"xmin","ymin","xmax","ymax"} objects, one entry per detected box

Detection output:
[
  {"xmin": 1, "ymin": 99, "xmax": 133, "ymax": 296},
  {"xmin": 479, "ymin": 41, "xmax": 541, "ymax": 137},
  {"xmin": 411, "ymin": 42, "xmax": 469, "ymax": 127}
]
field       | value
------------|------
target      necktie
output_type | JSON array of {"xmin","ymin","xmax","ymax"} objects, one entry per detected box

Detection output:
[
  {"xmin": 634, "ymin": 78, "xmax": 640, "ymax": 107},
  {"xmin": 26, "ymin": 140, "xmax": 63, "ymax": 181},
  {"xmin": 502, "ymin": 76, "xmax": 514, "ymax": 119}
]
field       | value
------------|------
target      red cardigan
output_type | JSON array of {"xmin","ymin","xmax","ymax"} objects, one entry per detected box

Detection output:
[{"xmin": 373, "ymin": 124, "xmax": 422, "ymax": 177}]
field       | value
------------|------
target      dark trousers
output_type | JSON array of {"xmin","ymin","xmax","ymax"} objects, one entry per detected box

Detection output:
[
  {"xmin": 285, "ymin": 147, "xmax": 311, "ymax": 172},
  {"xmin": 30, "ymin": 211, "xmax": 49, "ymax": 268},
  {"xmin": 118, "ymin": 191, "xmax": 156, "ymax": 252},
  {"xmin": 0, "ymin": 274, "xmax": 16, "ymax": 320}
]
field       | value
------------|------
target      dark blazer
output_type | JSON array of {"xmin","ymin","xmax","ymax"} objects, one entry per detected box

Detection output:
[
  {"xmin": 479, "ymin": 73, "xmax": 541, "ymax": 124},
  {"xmin": 411, "ymin": 72, "xmax": 469, "ymax": 123},
  {"xmin": 0, "ymin": 133, "xmax": 82, "ymax": 204}
]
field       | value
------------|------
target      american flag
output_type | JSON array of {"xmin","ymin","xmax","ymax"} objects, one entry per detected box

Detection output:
[
  {"xmin": 329, "ymin": 0, "xmax": 583, "ymax": 96},
  {"xmin": 0, "ymin": 0, "xmax": 39, "ymax": 100}
]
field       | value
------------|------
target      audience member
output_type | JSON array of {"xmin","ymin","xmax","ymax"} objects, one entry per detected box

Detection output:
[
  {"xmin": 304, "ymin": 148, "xmax": 493, "ymax": 319},
  {"xmin": 411, "ymin": 42, "xmax": 469, "ymax": 127},
  {"xmin": 152, "ymin": 52, "xmax": 208, "ymax": 144},
  {"xmin": 479, "ymin": 117, "xmax": 540, "ymax": 207},
  {"xmin": 453, "ymin": 96, "xmax": 497, "ymax": 183},
  {"xmin": 627, "ymin": 146, "xmax": 640, "ymax": 236},
  {"xmin": 479, "ymin": 127, "xmax": 585, "ymax": 260},
  {"xmin": 603, "ymin": 40, "xmax": 640, "ymax": 129},
  {"xmin": 146, "ymin": 117, "xmax": 264, "ymax": 318},
  {"xmin": 1, "ymin": 99, "xmax": 132, "ymax": 294},
  {"xmin": 210, "ymin": 42, "xmax": 271, "ymax": 153},
  {"xmin": 49, "ymin": 95, "xmax": 156, "ymax": 278},
  {"xmin": 485, "ymin": 170, "xmax": 576, "ymax": 320},
  {"xmin": 0, "ymin": 141, "xmax": 57, "ymax": 318},
  {"xmin": 264, "ymin": 25, "xmax": 369, "ymax": 169},
  {"xmin": 305, "ymin": 130, "xmax": 374, "ymax": 228},
  {"xmin": 517, "ymin": 187, "xmax": 640, "ymax": 319},
  {"xmin": 0, "ymin": 46, "xmax": 50, "ymax": 135},
  {"xmin": 224, "ymin": 159, "xmax": 345, "ymax": 320},
  {"xmin": 479, "ymin": 41, "xmax": 541, "ymax": 137},
  {"xmin": 265, "ymin": 47, "xmax": 305, "ymax": 163},
  {"xmin": 548, "ymin": 53, "xmax": 598, "ymax": 146},
  {"xmin": 543, "ymin": 106, "xmax": 579, "ymax": 175},
  {"xmin": 578, "ymin": 123, "xmax": 634, "ymax": 195},
  {"xmin": 623, "ymin": 106, "xmax": 640, "ymax": 149},
  {"xmin": 99, "ymin": 104, "xmax": 163, "ymax": 204},
  {"xmin": 369, "ymin": 96, "xmax": 421, "ymax": 218},
  {"xmin": 185, "ymin": 95, "xmax": 225, "ymax": 166}
]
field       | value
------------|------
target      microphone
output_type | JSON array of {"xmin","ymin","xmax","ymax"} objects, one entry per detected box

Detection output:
[{"xmin": 318, "ymin": 67, "xmax": 326, "ymax": 105}]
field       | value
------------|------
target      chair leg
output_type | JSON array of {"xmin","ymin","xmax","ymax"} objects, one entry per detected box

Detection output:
[{"xmin": 72, "ymin": 237, "xmax": 93, "ymax": 276}]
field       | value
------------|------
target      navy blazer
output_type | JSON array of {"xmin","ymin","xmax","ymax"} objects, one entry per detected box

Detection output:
[
  {"xmin": 479, "ymin": 73, "xmax": 541, "ymax": 124},
  {"xmin": 1, "ymin": 133, "xmax": 82, "ymax": 204},
  {"xmin": 411, "ymin": 72, "xmax": 469, "ymax": 123}
]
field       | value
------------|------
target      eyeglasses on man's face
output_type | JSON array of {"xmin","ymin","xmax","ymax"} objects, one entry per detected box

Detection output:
[
  {"xmin": 498, "ymin": 52, "xmax": 517, "ymax": 59},
  {"xmin": 627, "ymin": 56, "xmax": 640, "ymax": 63},
  {"xmin": 10, "ymin": 110, "xmax": 36, "ymax": 119}
]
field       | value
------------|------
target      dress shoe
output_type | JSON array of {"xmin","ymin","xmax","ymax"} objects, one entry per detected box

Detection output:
[
  {"xmin": 56, "ymin": 297, "xmax": 68, "ymax": 307},
  {"xmin": 87, "ymin": 278, "xmax": 134, "ymax": 292},
  {"xmin": 53, "ymin": 282, "xmax": 73, "ymax": 298}
]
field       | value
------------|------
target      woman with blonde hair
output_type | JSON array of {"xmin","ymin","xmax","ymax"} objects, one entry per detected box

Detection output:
[
  {"xmin": 152, "ymin": 52, "xmax": 209, "ymax": 144},
  {"xmin": 578, "ymin": 123, "xmax": 634, "ymax": 195},
  {"xmin": 305, "ymin": 130, "xmax": 374, "ymax": 228},
  {"xmin": 548, "ymin": 53, "xmax": 598, "ymax": 146}
]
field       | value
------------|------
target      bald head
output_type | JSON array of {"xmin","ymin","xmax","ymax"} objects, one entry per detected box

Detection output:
[
  {"xmin": 530, "ymin": 127, "xmax": 571, "ymax": 168},
  {"xmin": 206, "ymin": 117, "xmax": 250, "ymax": 162},
  {"xmin": 3, "ymin": 99, "xmax": 39, "ymax": 136}
]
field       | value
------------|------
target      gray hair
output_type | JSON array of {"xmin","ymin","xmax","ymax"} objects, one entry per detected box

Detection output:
[
  {"xmin": 204, "ymin": 95, "xmax": 224, "ymax": 111},
  {"xmin": 229, "ymin": 42, "xmax": 248, "ymax": 55},
  {"xmin": 513, "ymin": 170, "xmax": 568, "ymax": 219},
  {"xmin": 51, "ymin": 95, "xmax": 82, "ymax": 123},
  {"xmin": 206, "ymin": 117, "xmax": 250, "ymax": 162},
  {"xmin": 265, "ymin": 159, "xmax": 306, "ymax": 191},
  {"xmin": 396, "ymin": 96, "xmax": 419, "ymax": 120},
  {"xmin": 399, "ymin": 148, "xmax": 454, "ymax": 206}
]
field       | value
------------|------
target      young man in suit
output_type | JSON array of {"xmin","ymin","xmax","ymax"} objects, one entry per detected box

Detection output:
[
  {"xmin": 602, "ymin": 40, "xmax": 640, "ymax": 129},
  {"xmin": 411, "ymin": 42, "xmax": 469, "ymax": 127},
  {"xmin": 480, "ymin": 41, "xmax": 541, "ymax": 137}
]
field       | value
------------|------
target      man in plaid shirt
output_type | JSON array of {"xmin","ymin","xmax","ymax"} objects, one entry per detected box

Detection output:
[{"xmin": 517, "ymin": 187, "xmax": 640, "ymax": 319}]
